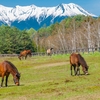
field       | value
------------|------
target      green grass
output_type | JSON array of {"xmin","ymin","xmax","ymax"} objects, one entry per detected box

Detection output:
[{"xmin": 0, "ymin": 52, "xmax": 100, "ymax": 100}]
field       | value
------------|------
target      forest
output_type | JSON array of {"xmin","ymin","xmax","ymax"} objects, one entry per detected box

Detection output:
[
  {"xmin": 0, "ymin": 15, "xmax": 100, "ymax": 54},
  {"xmin": 0, "ymin": 25, "xmax": 35, "ymax": 54}
]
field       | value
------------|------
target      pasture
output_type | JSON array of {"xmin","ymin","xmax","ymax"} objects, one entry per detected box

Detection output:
[{"xmin": 0, "ymin": 52, "xmax": 100, "ymax": 100}]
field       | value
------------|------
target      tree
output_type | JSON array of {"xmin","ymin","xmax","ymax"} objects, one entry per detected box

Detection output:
[{"xmin": 0, "ymin": 25, "xmax": 35, "ymax": 54}]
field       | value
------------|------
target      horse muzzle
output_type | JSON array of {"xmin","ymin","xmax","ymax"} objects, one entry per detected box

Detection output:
[
  {"xmin": 16, "ymin": 82, "xmax": 20, "ymax": 86},
  {"xmin": 85, "ymin": 72, "xmax": 89, "ymax": 75}
]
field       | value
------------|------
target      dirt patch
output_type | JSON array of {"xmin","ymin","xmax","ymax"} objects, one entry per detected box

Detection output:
[{"xmin": 34, "ymin": 62, "xmax": 69, "ymax": 69}]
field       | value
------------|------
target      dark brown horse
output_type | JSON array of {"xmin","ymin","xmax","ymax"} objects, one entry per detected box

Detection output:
[
  {"xmin": 18, "ymin": 50, "xmax": 32, "ymax": 60},
  {"xmin": 0, "ymin": 61, "xmax": 20, "ymax": 87},
  {"xmin": 70, "ymin": 53, "xmax": 89, "ymax": 75},
  {"xmin": 47, "ymin": 48, "xmax": 53, "ymax": 56}
]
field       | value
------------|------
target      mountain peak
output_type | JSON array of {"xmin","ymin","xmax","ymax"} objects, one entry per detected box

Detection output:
[{"xmin": 0, "ymin": 3, "xmax": 97, "ymax": 30}]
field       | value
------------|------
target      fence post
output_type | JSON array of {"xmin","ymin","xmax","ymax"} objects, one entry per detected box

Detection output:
[
  {"xmin": 98, "ymin": 47, "xmax": 100, "ymax": 52},
  {"xmin": 82, "ymin": 48, "xmax": 84, "ymax": 54},
  {"xmin": 92, "ymin": 48, "xmax": 94, "ymax": 54},
  {"xmin": 88, "ymin": 48, "xmax": 90, "ymax": 54}
]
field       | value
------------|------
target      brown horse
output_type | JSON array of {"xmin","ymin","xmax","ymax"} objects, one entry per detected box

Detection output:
[
  {"xmin": 18, "ymin": 50, "xmax": 32, "ymax": 60},
  {"xmin": 0, "ymin": 61, "xmax": 20, "ymax": 87},
  {"xmin": 47, "ymin": 48, "xmax": 53, "ymax": 56},
  {"xmin": 70, "ymin": 53, "xmax": 89, "ymax": 75}
]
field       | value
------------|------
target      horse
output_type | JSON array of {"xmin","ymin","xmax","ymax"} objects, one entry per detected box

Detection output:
[
  {"xmin": 18, "ymin": 50, "xmax": 32, "ymax": 60},
  {"xmin": 47, "ymin": 48, "xmax": 53, "ymax": 56},
  {"xmin": 70, "ymin": 53, "xmax": 89, "ymax": 76},
  {"xmin": 0, "ymin": 61, "xmax": 20, "ymax": 87}
]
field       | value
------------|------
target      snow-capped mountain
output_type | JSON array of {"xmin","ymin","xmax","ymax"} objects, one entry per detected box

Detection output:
[{"xmin": 0, "ymin": 3, "xmax": 97, "ymax": 30}]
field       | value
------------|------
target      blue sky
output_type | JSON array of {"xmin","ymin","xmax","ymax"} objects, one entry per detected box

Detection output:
[{"xmin": 0, "ymin": 0, "xmax": 100, "ymax": 16}]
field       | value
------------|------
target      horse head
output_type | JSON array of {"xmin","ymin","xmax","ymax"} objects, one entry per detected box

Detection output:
[
  {"xmin": 13, "ymin": 73, "xmax": 20, "ymax": 86},
  {"xmin": 50, "ymin": 48, "xmax": 53, "ymax": 50},
  {"xmin": 27, "ymin": 50, "xmax": 32, "ymax": 57},
  {"xmin": 18, "ymin": 55, "xmax": 21, "ymax": 60},
  {"xmin": 83, "ymin": 65, "xmax": 89, "ymax": 75}
]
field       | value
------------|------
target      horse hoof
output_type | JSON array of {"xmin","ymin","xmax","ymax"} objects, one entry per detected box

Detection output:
[
  {"xmin": 16, "ymin": 83, "xmax": 20, "ymax": 86},
  {"xmin": 85, "ymin": 73, "xmax": 89, "ymax": 75}
]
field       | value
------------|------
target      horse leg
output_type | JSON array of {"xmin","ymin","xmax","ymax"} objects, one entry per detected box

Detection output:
[
  {"xmin": 5, "ymin": 74, "xmax": 9, "ymax": 87},
  {"xmin": 1, "ymin": 76, "xmax": 4, "ymax": 87},
  {"xmin": 77, "ymin": 67, "xmax": 80, "ymax": 75},
  {"xmin": 25, "ymin": 55, "xmax": 27, "ymax": 59},
  {"xmin": 79, "ymin": 67, "xmax": 80, "ymax": 75},
  {"xmin": 70, "ymin": 65, "xmax": 73, "ymax": 75},
  {"xmin": 73, "ymin": 65, "xmax": 77, "ymax": 75},
  {"xmin": 75, "ymin": 63, "xmax": 80, "ymax": 75},
  {"xmin": 48, "ymin": 53, "xmax": 50, "ymax": 56}
]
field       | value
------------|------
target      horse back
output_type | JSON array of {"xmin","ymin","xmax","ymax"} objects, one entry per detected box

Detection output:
[
  {"xmin": 20, "ymin": 50, "xmax": 31, "ymax": 55},
  {"xmin": 20, "ymin": 50, "xmax": 27, "ymax": 56},
  {"xmin": 0, "ymin": 62, "xmax": 4, "ymax": 76}
]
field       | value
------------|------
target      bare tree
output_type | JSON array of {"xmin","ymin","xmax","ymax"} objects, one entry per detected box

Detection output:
[
  {"xmin": 83, "ymin": 17, "xmax": 94, "ymax": 51},
  {"xmin": 97, "ymin": 19, "xmax": 100, "ymax": 47}
]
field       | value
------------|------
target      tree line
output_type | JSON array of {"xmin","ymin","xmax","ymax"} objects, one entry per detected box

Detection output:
[
  {"xmin": 0, "ymin": 15, "xmax": 100, "ymax": 54},
  {"xmin": 32, "ymin": 15, "xmax": 100, "ymax": 52}
]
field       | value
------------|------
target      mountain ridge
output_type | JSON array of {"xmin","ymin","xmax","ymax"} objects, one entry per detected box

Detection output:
[{"xmin": 0, "ymin": 3, "xmax": 97, "ymax": 30}]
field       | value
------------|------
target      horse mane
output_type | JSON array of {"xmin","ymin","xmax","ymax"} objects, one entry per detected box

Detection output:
[
  {"xmin": 4, "ymin": 61, "xmax": 19, "ymax": 74},
  {"xmin": 77, "ymin": 54, "xmax": 88, "ymax": 68}
]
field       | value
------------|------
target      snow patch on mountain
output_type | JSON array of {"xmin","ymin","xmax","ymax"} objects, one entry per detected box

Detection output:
[{"xmin": 0, "ymin": 3, "xmax": 97, "ymax": 29}]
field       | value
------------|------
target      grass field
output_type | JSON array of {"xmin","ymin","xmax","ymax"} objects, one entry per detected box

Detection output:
[{"xmin": 0, "ymin": 52, "xmax": 100, "ymax": 100}]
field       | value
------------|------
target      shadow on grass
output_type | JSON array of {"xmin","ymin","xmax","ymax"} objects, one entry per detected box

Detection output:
[
  {"xmin": 71, "ymin": 73, "xmax": 90, "ymax": 76},
  {"xmin": 7, "ymin": 84, "xmax": 25, "ymax": 88},
  {"xmin": 65, "ymin": 79, "xmax": 74, "ymax": 83}
]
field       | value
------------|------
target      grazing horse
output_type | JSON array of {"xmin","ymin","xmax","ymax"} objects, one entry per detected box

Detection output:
[
  {"xmin": 70, "ymin": 53, "xmax": 89, "ymax": 75},
  {"xmin": 0, "ymin": 61, "xmax": 20, "ymax": 87},
  {"xmin": 47, "ymin": 48, "xmax": 53, "ymax": 56},
  {"xmin": 18, "ymin": 50, "xmax": 32, "ymax": 60}
]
